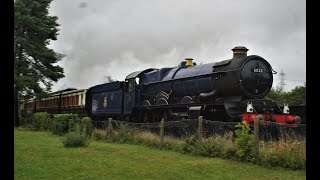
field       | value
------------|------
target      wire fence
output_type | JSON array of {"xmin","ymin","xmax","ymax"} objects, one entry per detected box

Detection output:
[
  {"xmin": 258, "ymin": 122, "xmax": 306, "ymax": 140},
  {"xmin": 92, "ymin": 117, "xmax": 306, "ymax": 140}
]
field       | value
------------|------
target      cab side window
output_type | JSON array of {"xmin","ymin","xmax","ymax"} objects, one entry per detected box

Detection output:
[{"xmin": 128, "ymin": 79, "xmax": 135, "ymax": 93}]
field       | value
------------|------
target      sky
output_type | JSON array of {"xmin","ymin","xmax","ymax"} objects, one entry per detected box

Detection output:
[{"xmin": 48, "ymin": 0, "xmax": 306, "ymax": 92}]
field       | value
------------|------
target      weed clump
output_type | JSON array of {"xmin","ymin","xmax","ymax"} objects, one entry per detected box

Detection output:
[
  {"xmin": 235, "ymin": 122, "xmax": 254, "ymax": 161},
  {"xmin": 62, "ymin": 131, "xmax": 90, "ymax": 148}
]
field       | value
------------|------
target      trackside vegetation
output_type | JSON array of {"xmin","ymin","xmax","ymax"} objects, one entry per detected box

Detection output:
[
  {"xmin": 21, "ymin": 112, "xmax": 306, "ymax": 170},
  {"xmin": 14, "ymin": 128, "xmax": 306, "ymax": 179},
  {"xmin": 97, "ymin": 123, "xmax": 306, "ymax": 170}
]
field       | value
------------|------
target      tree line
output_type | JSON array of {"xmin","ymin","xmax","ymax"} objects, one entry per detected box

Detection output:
[{"xmin": 265, "ymin": 84, "xmax": 306, "ymax": 106}]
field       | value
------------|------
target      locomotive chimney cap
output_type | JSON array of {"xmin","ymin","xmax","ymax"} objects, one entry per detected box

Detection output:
[
  {"xmin": 232, "ymin": 46, "xmax": 249, "ymax": 58},
  {"xmin": 231, "ymin": 46, "xmax": 249, "ymax": 53}
]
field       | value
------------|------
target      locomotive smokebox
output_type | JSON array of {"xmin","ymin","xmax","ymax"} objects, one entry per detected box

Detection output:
[{"xmin": 232, "ymin": 46, "xmax": 249, "ymax": 58}]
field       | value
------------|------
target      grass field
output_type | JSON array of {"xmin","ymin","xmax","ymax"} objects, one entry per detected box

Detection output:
[{"xmin": 14, "ymin": 128, "xmax": 306, "ymax": 179}]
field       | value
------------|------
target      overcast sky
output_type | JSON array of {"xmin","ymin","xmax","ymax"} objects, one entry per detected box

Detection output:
[{"xmin": 48, "ymin": 0, "xmax": 305, "ymax": 92}]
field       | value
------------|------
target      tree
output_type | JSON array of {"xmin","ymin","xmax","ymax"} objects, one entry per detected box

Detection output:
[
  {"xmin": 286, "ymin": 84, "xmax": 306, "ymax": 106},
  {"xmin": 265, "ymin": 84, "xmax": 306, "ymax": 106},
  {"xmin": 265, "ymin": 86, "xmax": 289, "ymax": 106},
  {"xmin": 14, "ymin": 0, "xmax": 65, "ymax": 126}
]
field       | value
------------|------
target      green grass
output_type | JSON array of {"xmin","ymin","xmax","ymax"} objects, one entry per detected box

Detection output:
[{"xmin": 14, "ymin": 128, "xmax": 306, "ymax": 180}]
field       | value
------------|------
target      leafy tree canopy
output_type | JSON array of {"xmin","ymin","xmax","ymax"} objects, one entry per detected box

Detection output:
[
  {"xmin": 265, "ymin": 83, "xmax": 306, "ymax": 106},
  {"xmin": 14, "ymin": 0, "xmax": 64, "ymax": 99}
]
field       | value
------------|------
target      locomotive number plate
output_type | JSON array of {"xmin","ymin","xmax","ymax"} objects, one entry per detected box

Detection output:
[{"xmin": 253, "ymin": 68, "xmax": 263, "ymax": 73}]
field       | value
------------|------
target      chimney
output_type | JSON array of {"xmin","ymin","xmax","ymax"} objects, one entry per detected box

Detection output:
[{"xmin": 231, "ymin": 46, "xmax": 249, "ymax": 58}]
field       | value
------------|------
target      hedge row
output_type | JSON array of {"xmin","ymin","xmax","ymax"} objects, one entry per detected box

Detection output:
[{"xmin": 25, "ymin": 112, "xmax": 93, "ymax": 137}]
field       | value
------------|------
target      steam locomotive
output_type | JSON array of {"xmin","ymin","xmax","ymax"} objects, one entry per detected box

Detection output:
[{"xmin": 21, "ymin": 46, "xmax": 302, "ymax": 127}]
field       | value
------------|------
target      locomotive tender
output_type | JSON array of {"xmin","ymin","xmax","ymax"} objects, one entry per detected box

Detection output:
[{"xmin": 21, "ymin": 46, "xmax": 302, "ymax": 127}]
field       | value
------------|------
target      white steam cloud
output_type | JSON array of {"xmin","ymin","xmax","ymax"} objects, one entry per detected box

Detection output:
[{"xmin": 49, "ymin": 0, "xmax": 306, "ymax": 91}]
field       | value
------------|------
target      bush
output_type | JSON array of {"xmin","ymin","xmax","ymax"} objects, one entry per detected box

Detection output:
[
  {"xmin": 194, "ymin": 137, "xmax": 220, "ymax": 157},
  {"xmin": 31, "ymin": 112, "xmax": 52, "ymax": 131},
  {"xmin": 52, "ymin": 114, "xmax": 78, "ymax": 135},
  {"xmin": 20, "ymin": 115, "xmax": 33, "ymax": 127},
  {"xmin": 183, "ymin": 135, "xmax": 198, "ymax": 153},
  {"xmin": 62, "ymin": 132, "xmax": 90, "ymax": 148},
  {"xmin": 235, "ymin": 122, "xmax": 254, "ymax": 161}
]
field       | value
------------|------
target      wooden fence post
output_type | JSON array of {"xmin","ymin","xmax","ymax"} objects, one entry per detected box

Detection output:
[
  {"xmin": 254, "ymin": 115, "xmax": 263, "ymax": 159},
  {"xmin": 160, "ymin": 118, "xmax": 164, "ymax": 144},
  {"xmin": 198, "ymin": 116, "xmax": 203, "ymax": 140},
  {"xmin": 108, "ymin": 118, "xmax": 113, "ymax": 136},
  {"xmin": 104, "ymin": 120, "xmax": 108, "ymax": 131}
]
